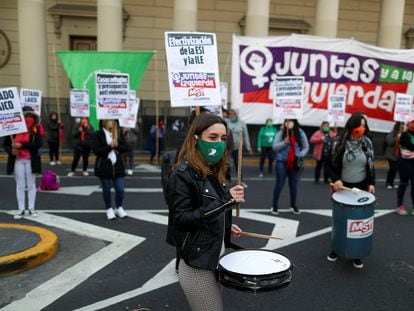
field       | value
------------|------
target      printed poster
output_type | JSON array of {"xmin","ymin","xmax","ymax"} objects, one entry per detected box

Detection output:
[
  {"xmin": 272, "ymin": 76, "xmax": 304, "ymax": 120},
  {"xmin": 70, "ymin": 89, "xmax": 90, "ymax": 117},
  {"xmin": 20, "ymin": 88, "xmax": 42, "ymax": 115},
  {"xmin": 0, "ymin": 87, "xmax": 28, "ymax": 137},
  {"xmin": 327, "ymin": 94, "xmax": 346, "ymax": 122},
  {"xmin": 394, "ymin": 93, "xmax": 412, "ymax": 122},
  {"xmin": 119, "ymin": 91, "xmax": 140, "ymax": 128},
  {"xmin": 96, "ymin": 72, "xmax": 129, "ymax": 119}
]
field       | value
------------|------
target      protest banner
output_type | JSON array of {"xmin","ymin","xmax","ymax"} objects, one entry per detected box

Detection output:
[
  {"xmin": 20, "ymin": 88, "xmax": 42, "ymax": 115},
  {"xmin": 272, "ymin": 76, "xmax": 304, "ymax": 120},
  {"xmin": 394, "ymin": 93, "xmax": 412, "ymax": 122},
  {"xmin": 232, "ymin": 34, "xmax": 414, "ymax": 132},
  {"xmin": 0, "ymin": 87, "xmax": 27, "ymax": 137},
  {"xmin": 70, "ymin": 89, "xmax": 90, "ymax": 117},
  {"xmin": 119, "ymin": 90, "xmax": 140, "ymax": 128},
  {"xmin": 96, "ymin": 72, "xmax": 129, "ymax": 119},
  {"xmin": 327, "ymin": 94, "xmax": 346, "ymax": 123},
  {"xmin": 165, "ymin": 32, "xmax": 221, "ymax": 107}
]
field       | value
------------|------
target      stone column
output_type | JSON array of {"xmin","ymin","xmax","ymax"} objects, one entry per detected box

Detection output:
[
  {"xmin": 174, "ymin": 0, "xmax": 197, "ymax": 31},
  {"xmin": 17, "ymin": 0, "xmax": 48, "ymax": 94},
  {"xmin": 245, "ymin": 0, "xmax": 269, "ymax": 36},
  {"xmin": 97, "ymin": 0, "xmax": 123, "ymax": 50},
  {"xmin": 377, "ymin": 0, "xmax": 405, "ymax": 48},
  {"xmin": 314, "ymin": 0, "xmax": 339, "ymax": 38}
]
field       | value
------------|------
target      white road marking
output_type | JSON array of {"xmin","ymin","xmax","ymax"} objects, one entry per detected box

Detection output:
[{"xmin": 44, "ymin": 186, "xmax": 163, "ymax": 196}]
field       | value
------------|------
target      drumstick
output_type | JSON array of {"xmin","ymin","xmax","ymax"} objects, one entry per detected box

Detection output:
[
  {"xmin": 240, "ymin": 231, "xmax": 283, "ymax": 240},
  {"xmin": 330, "ymin": 183, "xmax": 361, "ymax": 194},
  {"xmin": 236, "ymin": 129, "xmax": 243, "ymax": 218}
]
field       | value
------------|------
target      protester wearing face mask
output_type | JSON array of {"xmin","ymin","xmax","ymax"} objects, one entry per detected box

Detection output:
[
  {"xmin": 310, "ymin": 121, "xmax": 337, "ymax": 183},
  {"xmin": 93, "ymin": 119, "xmax": 129, "ymax": 220},
  {"xmin": 257, "ymin": 118, "xmax": 278, "ymax": 177},
  {"xmin": 165, "ymin": 113, "xmax": 244, "ymax": 311},
  {"xmin": 271, "ymin": 119, "xmax": 309, "ymax": 215},
  {"xmin": 395, "ymin": 116, "xmax": 414, "ymax": 215},
  {"xmin": 325, "ymin": 112, "xmax": 375, "ymax": 268},
  {"xmin": 3, "ymin": 106, "xmax": 42, "ymax": 219}
]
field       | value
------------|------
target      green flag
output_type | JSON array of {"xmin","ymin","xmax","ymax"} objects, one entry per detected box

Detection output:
[{"xmin": 57, "ymin": 51, "xmax": 153, "ymax": 129}]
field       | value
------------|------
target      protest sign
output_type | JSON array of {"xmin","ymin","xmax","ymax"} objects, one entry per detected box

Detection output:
[
  {"xmin": 272, "ymin": 76, "xmax": 304, "ymax": 120},
  {"xmin": 20, "ymin": 88, "xmax": 42, "ymax": 115},
  {"xmin": 119, "ymin": 91, "xmax": 140, "ymax": 128},
  {"xmin": 70, "ymin": 89, "xmax": 90, "ymax": 117},
  {"xmin": 327, "ymin": 94, "xmax": 346, "ymax": 122},
  {"xmin": 0, "ymin": 87, "xmax": 27, "ymax": 137},
  {"xmin": 165, "ymin": 32, "xmax": 221, "ymax": 107},
  {"xmin": 96, "ymin": 72, "xmax": 129, "ymax": 119},
  {"xmin": 394, "ymin": 93, "xmax": 412, "ymax": 122}
]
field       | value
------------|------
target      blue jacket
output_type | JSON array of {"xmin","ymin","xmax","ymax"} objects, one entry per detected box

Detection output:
[{"xmin": 272, "ymin": 128, "xmax": 309, "ymax": 161}]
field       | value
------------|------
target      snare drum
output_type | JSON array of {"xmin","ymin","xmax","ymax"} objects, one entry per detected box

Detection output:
[
  {"xmin": 217, "ymin": 250, "xmax": 292, "ymax": 293},
  {"xmin": 331, "ymin": 190, "xmax": 376, "ymax": 259}
]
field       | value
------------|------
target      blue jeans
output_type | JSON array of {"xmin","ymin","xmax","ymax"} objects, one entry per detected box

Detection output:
[
  {"xmin": 272, "ymin": 160, "xmax": 299, "ymax": 209},
  {"xmin": 100, "ymin": 177, "xmax": 125, "ymax": 209}
]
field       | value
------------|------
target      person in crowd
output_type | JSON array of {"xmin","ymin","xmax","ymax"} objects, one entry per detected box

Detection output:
[
  {"xmin": 121, "ymin": 125, "xmax": 139, "ymax": 176},
  {"xmin": 165, "ymin": 113, "xmax": 244, "ymax": 311},
  {"xmin": 46, "ymin": 112, "xmax": 62, "ymax": 166},
  {"xmin": 325, "ymin": 112, "xmax": 375, "ymax": 268},
  {"xmin": 395, "ymin": 117, "xmax": 414, "ymax": 215},
  {"xmin": 67, "ymin": 117, "xmax": 94, "ymax": 177},
  {"xmin": 271, "ymin": 119, "xmax": 309, "ymax": 215},
  {"xmin": 257, "ymin": 118, "xmax": 277, "ymax": 177},
  {"xmin": 310, "ymin": 121, "xmax": 337, "ymax": 183},
  {"xmin": 385, "ymin": 121, "xmax": 403, "ymax": 189},
  {"xmin": 3, "ymin": 106, "xmax": 42, "ymax": 219},
  {"xmin": 148, "ymin": 119, "xmax": 165, "ymax": 164},
  {"xmin": 226, "ymin": 109, "xmax": 252, "ymax": 187},
  {"xmin": 93, "ymin": 119, "xmax": 129, "ymax": 220}
]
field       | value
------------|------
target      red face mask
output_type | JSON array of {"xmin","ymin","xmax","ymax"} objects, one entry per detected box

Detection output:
[
  {"xmin": 351, "ymin": 126, "xmax": 365, "ymax": 139},
  {"xmin": 408, "ymin": 123, "xmax": 414, "ymax": 131},
  {"xmin": 25, "ymin": 117, "xmax": 35, "ymax": 129}
]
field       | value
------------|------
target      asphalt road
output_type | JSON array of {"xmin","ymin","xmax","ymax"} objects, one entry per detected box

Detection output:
[{"xmin": 0, "ymin": 161, "xmax": 413, "ymax": 311}]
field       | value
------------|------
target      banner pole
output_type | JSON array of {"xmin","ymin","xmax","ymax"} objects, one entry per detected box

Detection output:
[
  {"xmin": 236, "ymin": 129, "xmax": 243, "ymax": 218},
  {"xmin": 154, "ymin": 50, "xmax": 160, "ymax": 164},
  {"xmin": 52, "ymin": 43, "xmax": 62, "ymax": 162}
]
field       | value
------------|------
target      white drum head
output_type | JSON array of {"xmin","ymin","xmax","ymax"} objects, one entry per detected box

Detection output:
[
  {"xmin": 219, "ymin": 250, "xmax": 291, "ymax": 275},
  {"xmin": 332, "ymin": 189, "xmax": 375, "ymax": 205}
]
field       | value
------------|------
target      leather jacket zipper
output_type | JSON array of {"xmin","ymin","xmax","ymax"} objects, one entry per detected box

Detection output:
[
  {"xmin": 181, "ymin": 232, "xmax": 190, "ymax": 252},
  {"xmin": 204, "ymin": 198, "xmax": 235, "ymax": 217}
]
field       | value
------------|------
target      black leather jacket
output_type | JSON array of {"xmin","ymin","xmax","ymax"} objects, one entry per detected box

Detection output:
[{"xmin": 166, "ymin": 161, "xmax": 236, "ymax": 271}]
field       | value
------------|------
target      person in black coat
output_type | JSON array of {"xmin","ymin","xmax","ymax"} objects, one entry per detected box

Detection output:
[
  {"xmin": 165, "ymin": 113, "xmax": 244, "ymax": 311},
  {"xmin": 3, "ymin": 106, "xmax": 42, "ymax": 219},
  {"xmin": 93, "ymin": 119, "xmax": 129, "ymax": 220},
  {"xmin": 46, "ymin": 112, "xmax": 62, "ymax": 165}
]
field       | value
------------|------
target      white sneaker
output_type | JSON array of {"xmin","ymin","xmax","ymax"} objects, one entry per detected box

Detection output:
[
  {"xmin": 82, "ymin": 171, "xmax": 89, "ymax": 176},
  {"xmin": 259, "ymin": 173, "xmax": 264, "ymax": 178},
  {"xmin": 14, "ymin": 210, "xmax": 25, "ymax": 219},
  {"xmin": 67, "ymin": 171, "xmax": 75, "ymax": 177},
  {"xmin": 56, "ymin": 161, "xmax": 62, "ymax": 165},
  {"xmin": 106, "ymin": 208, "xmax": 116, "ymax": 220},
  {"xmin": 28, "ymin": 210, "xmax": 38, "ymax": 217},
  {"xmin": 50, "ymin": 161, "xmax": 56, "ymax": 166},
  {"xmin": 115, "ymin": 206, "xmax": 127, "ymax": 218},
  {"xmin": 127, "ymin": 169, "xmax": 133, "ymax": 176}
]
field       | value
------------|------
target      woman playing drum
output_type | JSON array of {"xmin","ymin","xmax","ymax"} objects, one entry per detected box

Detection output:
[
  {"xmin": 325, "ymin": 112, "xmax": 376, "ymax": 269},
  {"xmin": 165, "ymin": 113, "xmax": 244, "ymax": 311}
]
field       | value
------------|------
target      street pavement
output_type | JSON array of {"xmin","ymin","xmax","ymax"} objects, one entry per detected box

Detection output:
[{"xmin": 0, "ymin": 160, "xmax": 413, "ymax": 311}]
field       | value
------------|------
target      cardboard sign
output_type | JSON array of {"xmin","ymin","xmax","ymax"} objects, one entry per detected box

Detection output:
[
  {"xmin": 327, "ymin": 94, "xmax": 346, "ymax": 122},
  {"xmin": 20, "ymin": 88, "xmax": 42, "ymax": 115},
  {"xmin": 0, "ymin": 87, "xmax": 28, "ymax": 137}
]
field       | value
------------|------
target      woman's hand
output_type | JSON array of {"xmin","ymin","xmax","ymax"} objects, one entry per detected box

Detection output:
[
  {"xmin": 332, "ymin": 180, "xmax": 344, "ymax": 192},
  {"xmin": 12, "ymin": 143, "xmax": 22, "ymax": 149},
  {"xmin": 230, "ymin": 185, "xmax": 245, "ymax": 203},
  {"xmin": 368, "ymin": 185, "xmax": 375, "ymax": 194},
  {"xmin": 231, "ymin": 224, "xmax": 242, "ymax": 238}
]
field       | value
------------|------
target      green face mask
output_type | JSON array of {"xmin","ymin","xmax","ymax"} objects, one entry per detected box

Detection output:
[
  {"xmin": 322, "ymin": 127, "xmax": 330, "ymax": 133},
  {"xmin": 196, "ymin": 138, "xmax": 226, "ymax": 165},
  {"xmin": 230, "ymin": 116, "xmax": 238, "ymax": 123},
  {"xmin": 266, "ymin": 121, "xmax": 273, "ymax": 127}
]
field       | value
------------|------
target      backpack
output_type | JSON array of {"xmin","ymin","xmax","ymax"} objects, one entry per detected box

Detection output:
[{"xmin": 40, "ymin": 170, "xmax": 60, "ymax": 191}]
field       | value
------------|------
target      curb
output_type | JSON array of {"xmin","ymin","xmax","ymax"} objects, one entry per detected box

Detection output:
[{"xmin": 0, "ymin": 223, "xmax": 58, "ymax": 276}]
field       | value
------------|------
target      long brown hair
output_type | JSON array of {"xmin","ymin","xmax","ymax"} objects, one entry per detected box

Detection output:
[
  {"xmin": 177, "ymin": 113, "xmax": 228, "ymax": 183},
  {"xmin": 102, "ymin": 119, "xmax": 118, "ymax": 144}
]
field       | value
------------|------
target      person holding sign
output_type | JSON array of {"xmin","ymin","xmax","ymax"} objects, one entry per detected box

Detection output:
[
  {"xmin": 310, "ymin": 121, "xmax": 337, "ymax": 184},
  {"xmin": 93, "ymin": 119, "xmax": 129, "ymax": 220},
  {"xmin": 325, "ymin": 112, "xmax": 375, "ymax": 268},
  {"xmin": 165, "ymin": 113, "xmax": 244, "ymax": 311},
  {"xmin": 3, "ymin": 106, "xmax": 42, "ymax": 219},
  {"xmin": 271, "ymin": 119, "xmax": 309, "ymax": 215}
]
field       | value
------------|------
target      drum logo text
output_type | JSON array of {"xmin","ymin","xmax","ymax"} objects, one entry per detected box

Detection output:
[{"xmin": 347, "ymin": 217, "xmax": 374, "ymax": 239}]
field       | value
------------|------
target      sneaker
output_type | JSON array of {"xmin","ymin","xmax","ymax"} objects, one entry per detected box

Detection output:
[
  {"xmin": 14, "ymin": 211, "xmax": 25, "ymax": 219},
  {"xmin": 386, "ymin": 184, "xmax": 393, "ymax": 189},
  {"xmin": 259, "ymin": 173, "xmax": 263, "ymax": 178},
  {"xmin": 67, "ymin": 171, "xmax": 75, "ymax": 177},
  {"xmin": 56, "ymin": 161, "xmax": 62, "ymax": 165},
  {"xmin": 395, "ymin": 205, "xmax": 408, "ymax": 215},
  {"xmin": 394, "ymin": 184, "xmax": 399, "ymax": 189},
  {"xmin": 127, "ymin": 169, "xmax": 133, "ymax": 176},
  {"xmin": 106, "ymin": 208, "xmax": 116, "ymax": 220},
  {"xmin": 28, "ymin": 210, "xmax": 38, "ymax": 217},
  {"xmin": 352, "ymin": 259, "xmax": 364, "ymax": 269},
  {"xmin": 290, "ymin": 206, "xmax": 301, "ymax": 215},
  {"xmin": 327, "ymin": 251, "xmax": 338, "ymax": 262},
  {"xmin": 82, "ymin": 171, "xmax": 89, "ymax": 176},
  {"xmin": 50, "ymin": 161, "xmax": 56, "ymax": 166},
  {"xmin": 114, "ymin": 206, "xmax": 127, "ymax": 218},
  {"xmin": 270, "ymin": 207, "xmax": 279, "ymax": 215},
  {"xmin": 241, "ymin": 181, "xmax": 248, "ymax": 189}
]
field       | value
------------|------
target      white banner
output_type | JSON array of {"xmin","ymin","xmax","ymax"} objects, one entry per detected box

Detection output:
[
  {"xmin": 165, "ymin": 32, "xmax": 221, "ymax": 107},
  {"xmin": 70, "ymin": 89, "xmax": 90, "ymax": 117},
  {"xmin": 119, "ymin": 91, "xmax": 140, "ymax": 128},
  {"xmin": 0, "ymin": 87, "xmax": 28, "ymax": 137},
  {"xmin": 96, "ymin": 72, "xmax": 129, "ymax": 119},
  {"xmin": 20, "ymin": 88, "xmax": 42, "ymax": 115}
]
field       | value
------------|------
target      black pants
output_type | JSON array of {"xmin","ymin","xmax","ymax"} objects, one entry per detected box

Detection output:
[
  {"xmin": 386, "ymin": 159, "xmax": 399, "ymax": 186},
  {"xmin": 397, "ymin": 158, "xmax": 414, "ymax": 207},
  {"xmin": 48, "ymin": 141, "xmax": 59, "ymax": 161},
  {"xmin": 259, "ymin": 147, "xmax": 274, "ymax": 174},
  {"xmin": 71, "ymin": 147, "xmax": 91, "ymax": 172},
  {"xmin": 314, "ymin": 155, "xmax": 329, "ymax": 183}
]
